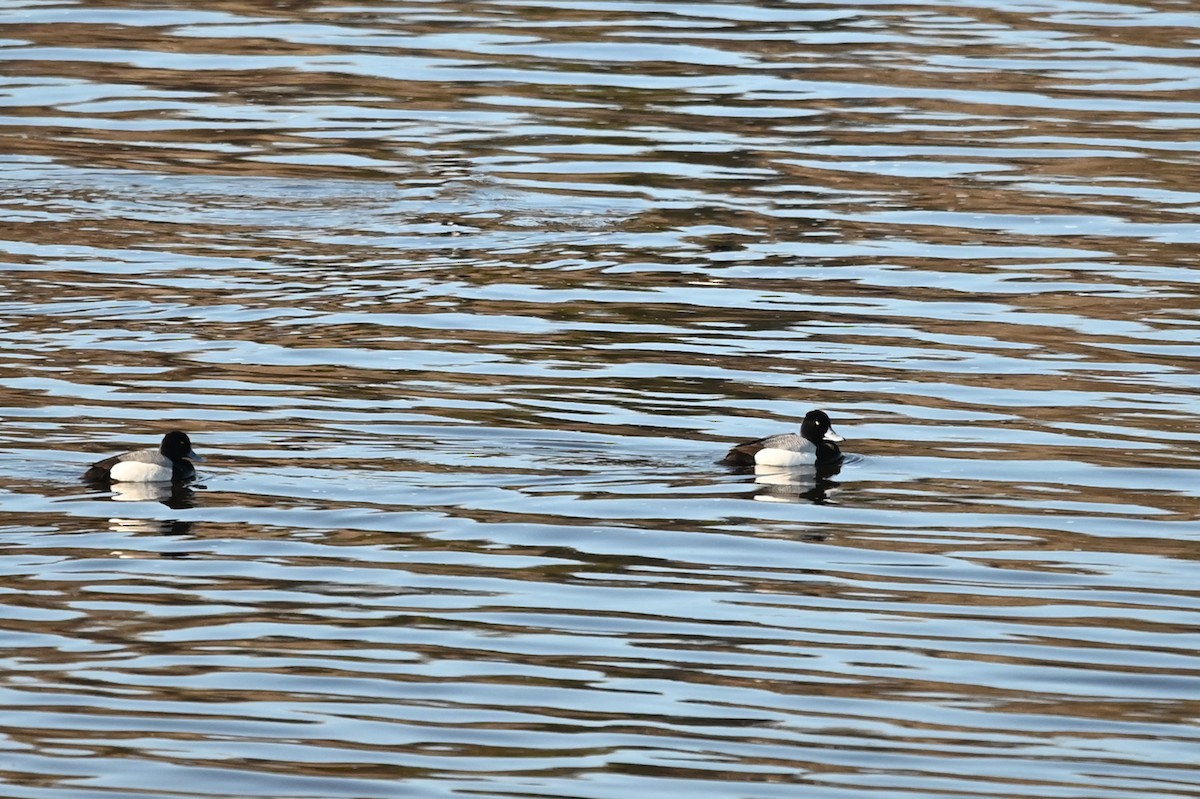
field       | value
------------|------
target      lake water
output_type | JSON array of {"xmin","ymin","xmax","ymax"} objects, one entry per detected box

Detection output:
[{"xmin": 1, "ymin": 0, "xmax": 1198, "ymax": 797}]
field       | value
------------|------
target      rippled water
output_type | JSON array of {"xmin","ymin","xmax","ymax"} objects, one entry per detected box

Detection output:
[{"xmin": 1, "ymin": 0, "xmax": 1198, "ymax": 797}]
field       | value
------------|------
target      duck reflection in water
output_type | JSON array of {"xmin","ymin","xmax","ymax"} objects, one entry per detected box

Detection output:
[
  {"xmin": 103, "ymin": 481, "xmax": 199, "ymax": 535},
  {"xmin": 109, "ymin": 480, "xmax": 199, "ymax": 510},
  {"xmin": 106, "ymin": 515, "xmax": 196, "ymax": 537},
  {"xmin": 747, "ymin": 460, "xmax": 842, "ymax": 504}
]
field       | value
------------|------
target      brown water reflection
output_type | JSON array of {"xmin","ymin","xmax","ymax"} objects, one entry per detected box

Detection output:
[{"xmin": 1, "ymin": 0, "xmax": 1199, "ymax": 797}]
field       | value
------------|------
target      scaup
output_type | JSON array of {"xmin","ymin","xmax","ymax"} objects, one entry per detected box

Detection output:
[
  {"xmin": 722, "ymin": 409, "xmax": 844, "ymax": 468},
  {"xmin": 83, "ymin": 430, "xmax": 203, "ymax": 483}
]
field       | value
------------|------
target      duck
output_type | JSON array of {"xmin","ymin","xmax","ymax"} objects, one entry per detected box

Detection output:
[
  {"xmin": 721, "ymin": 409, "xmax": 844, "ymax": 469},
  {"xmin": 83, "ymin": 431, "xmax": 204, "ymax": 483}
]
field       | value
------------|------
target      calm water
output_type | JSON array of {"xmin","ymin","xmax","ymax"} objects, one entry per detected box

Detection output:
[{"xmin": 1, "ymin": 0, "xmax": 1198, "ymax": 797}]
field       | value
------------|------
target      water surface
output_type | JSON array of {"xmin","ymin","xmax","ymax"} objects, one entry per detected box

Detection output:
[{"xmin": 1, "ymin": 1, "xmax": 1198, "ymax": 797}]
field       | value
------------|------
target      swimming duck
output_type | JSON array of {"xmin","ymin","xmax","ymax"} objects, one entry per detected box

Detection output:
[
  {"xmin": 722, "ymin": 409, "xmax": 844, "ymax": 468},
  {"xmin": 83, "ymin": 431, "xmax": 204, "ymax": 483}
]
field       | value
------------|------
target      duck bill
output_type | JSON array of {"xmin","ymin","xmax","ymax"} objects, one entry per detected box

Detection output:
[
  {"xmin": 186, "ymin": 449, "xmax": 205, "ymax": 462},
  {"xmin": 823, "ymin": 429, "xmax": 845, "ymax": 443}
]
